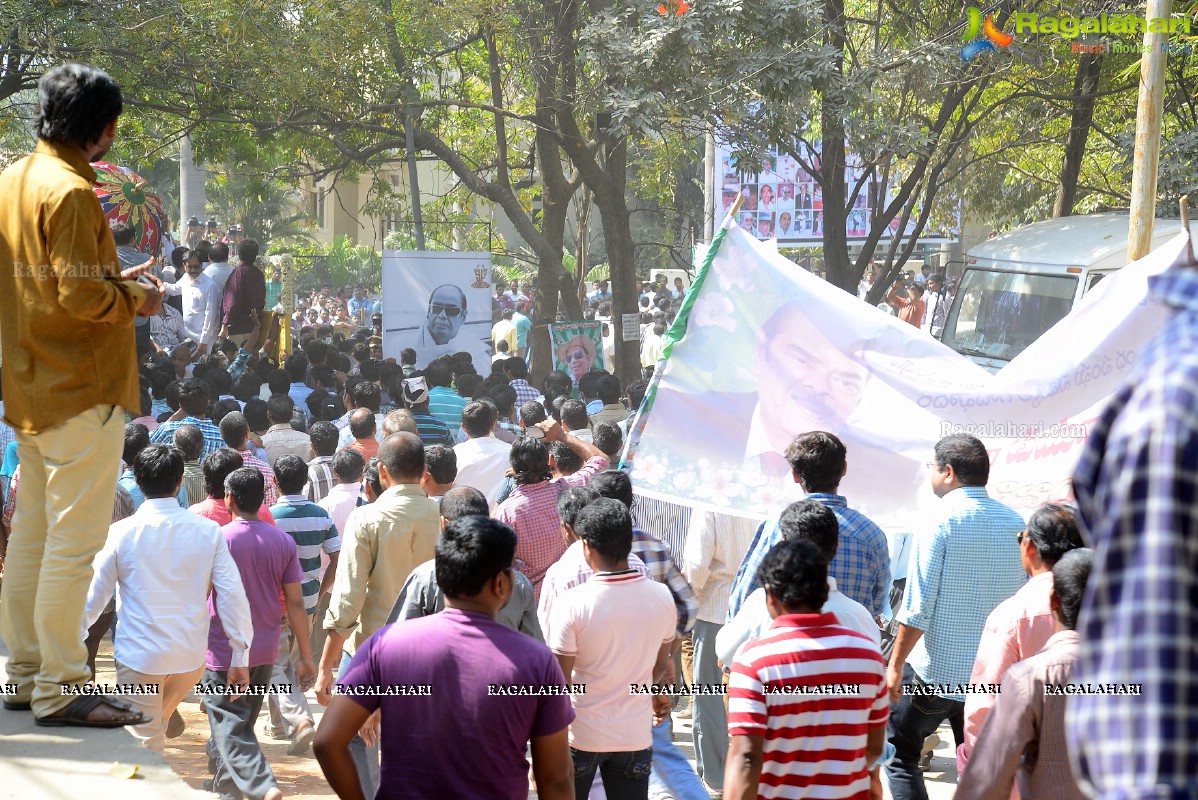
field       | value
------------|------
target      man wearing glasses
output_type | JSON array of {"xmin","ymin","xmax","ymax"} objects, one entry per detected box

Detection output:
[{"xmin": 413, "ymin": 283, "xmax": 492, "ymax": 370}]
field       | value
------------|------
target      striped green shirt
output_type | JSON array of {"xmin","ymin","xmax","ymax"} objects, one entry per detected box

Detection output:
[{"xmin": 269, "ymin": 495, "xmax": 341, "ymax": 614}]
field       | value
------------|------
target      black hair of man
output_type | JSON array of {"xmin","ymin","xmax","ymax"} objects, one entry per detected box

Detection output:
[
  {"xmin": 243, "ymin": 398, "xmax": 270, "ymax": 433},
  {"xmin": 777, "ymin": 500, "xmax": 840, "ymax": 563},
  {"xmin": 401, "ymin": 348, "xmax": 417, "ymax": 366},
  {"xmin": 908, "ymin": 282, "xmax": 926, "ymax": 296},
  {"xmin": 435, "ymin": 515, "xmax": 517, "ymax": 599},
  {"xmin": 933, "ymin": 433, "xmax": 990, "ymax": 486},
  {"xmin": 349, "ymin": 407, "xmax": 377, "ymax": 440},
  {"xmin": 171, "ymin": 246, "xmax": 187, "ymax": 271},
  {"xmin": 758, "ymin": 539, "xmax": 830, "ymax": 612},
  {"xmin": 303, "ymin": 339, "xmax": 330, "ymax": 367},
  {"xmin": 150, "ymin": 364, "xmax": 176, "ymax": 399},
  {"xmin": 239, "ymin": 238, "xmax": 260, "ymax": 264},
  {"xmin": 352, "ymin": 342, "xmax": 370, "ymax": 366},
  {"xmin": 364, "ymin": 457, "xmax": 382, "ymax": 499},
  {"xmin": 549, "ymin": 395, "xmax": 567, "ymax": 424},
  {"xmin": 232, "ymin": 376, "xmax": 261, "ymax": 404},
  {"xmin": 501, "ymin": 308, "xmax": 514, "ymax": 320},
  {"xmin": 219, "ymin": 411, "xmax": 250, "ymax": 450},
  {"xmin": 134, "ymin": 444, "xmax": 185, "ymax": 498},
  {"xmin": 207, "ymin": 367, "xmax": 233, "ymax": 398},
  {"xmin": 504, "ymin": 357, "xmax": 529, "ymax": 379},
  {"xmin": 440, "ymin": 486, "xmax": 489, "ymax": 522},
  {"xmin": 496, "ymin": 340, "xmax": 510, "ymax": 354},
  {"xmin": 577, "ymin": 372, "xmax": 603, "ymax": 402},
  {"xmin": 520, "ymin": 401, "xmax": 548, "ymax": 427},
  {"xmin": 379, "ymin": 431, "xmax": 425, "ymax": 482},
  {"xmin": 194, "ymin": 240, "xmax": 211, "ymax": 263},
  {"xmin": 122, "ymin": 423, "xmax": 151, "ymax": 466},
  {"xmin": 627, "ymin": 379, "xmax": 649, "ymax": 412},
  {"xmin": 309, "ymin": 421, "xmax": 339, "ymax": 457},
  {"xmin": 425, "ymin": 444, "xmax": 458, "ymax": 485},
  {"xmin": 785, "ymin": 432, "xmax": 847, "ymax": 493},
  {"xmin": 225, "ymin": 467, "xmax": 265, "ymax": 512},
  {"xmin": 487, "ymin": 384, "xmax": 517, "ymax": 418},
  {"xmin": 573, "ymin": 497, "xmax": 634, "ymax": 562},
  {"xmin": 173, "ymin": 424, "xmax": 204, "ymax": 462},
  {"xmin": 425, "ymin": 361, "xmax": 452, "ymax": 389},
  {"xmin": 267, "ymin": 368, "xmax": 292, "ymax": 396},
  {"xmin": 332, "ymin": 448, "xmax": 366, "ymax": 483},
  {"xmin": 543, "ymin": 371, "xmax": 572, "ymax": 402},
  {"xmin": 267, "ymin": 394, "xmax": 295, "ymax": 426},
  {"xmin": 548, "ymin": 442, "xmax": 582, "ymax": 476},
  {"xmin": 353, "ymin": 380, "xmax": 381, "ymax": 413},
  {"xmin": 1026, "ymin": 503, "xmax": 1084, "ymax": 567},
  {"xmin": 456, "ymin": 373, "xmax": 483, "ymax": 400},
  {"xmin": 1052, "ymin": 547, "xmax": 1093, "ymax": 631},
  {"xmin": 592, "ymin": 422, "xmax": 623, "ymax": 459},
  {"xmin": 596, "ymin": 373, "xmax": 622, "ymax": 405},
  {"xmin": 285, "ymin": 354, "xmax": 309, "ymax": 383},
  {"xmin": 461, "ymin": 400, "xmax": 497, "ymax": 439},
  {"xmin": 202, "ymin": 448, "xmax": 244, "ymax": 499},
  {"xmin": 560, "ymin": 399, "xmax": 589, "ymax": 433},
  {"xmin": 511, "ymin": 437, "xmax": 553, "ymax": 485},
  {"xmin": 35, "ymin": 63, "xmax": 123, "ymax": 149},
  {"xmin": 209, "ymin": 241, "xmax": 230, "ymax": 262},
  {"xmin": 588, "ymin": 469, "xmax": 634, "ymax": 509},
  {"xmin": 311, "ymin": 366, "xmax": 337, "ymax": 391},
  {"xmin": 452, "ymin": 352, "xmax": 474, "ymax": 365},
  {"xmin": 557, "ymin": 486, "xmax": 600, "ymax": 529},
  {"xmin": 176, "ymin": 378, "xmax": 211, "ymax": 418},
  {"xmin": 272, "ymin": 454, "xmax": 309, "ymax": 496},
  {"xmin": 211, "ymin": 399, "xmax": 241, "ymax": 426},
  {"xmin": 303, "ymin": 389, "xmax": 328, "ymax": 421},
  {"xmin": 111, "ymin": 221, "xmax": 136, "ymax": 247}
]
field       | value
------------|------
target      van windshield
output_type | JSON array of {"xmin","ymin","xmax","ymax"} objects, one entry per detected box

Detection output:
[{"xmin": 942, "ymin": 269, "xmax": 1077, "ymax": 362}]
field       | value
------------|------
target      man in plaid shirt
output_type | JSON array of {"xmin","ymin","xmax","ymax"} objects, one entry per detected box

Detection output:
[
  {"xmin": 150, "ymin": 378, "xmax": 225, "ymax": 460},
  {"xmin": 494, "ymin": 420, "xmax": 608, "ymax": 601},
  {"xmin": 1067, "ymin": 265, "xmax": 1198, "ymax": 799},
  {"xmin": 729, "ymin": 431, "xmax": 891, "ymax": 619},
  {"xmin": 219, "ymin": 412, "xmax": 278, "ymax": 506}
]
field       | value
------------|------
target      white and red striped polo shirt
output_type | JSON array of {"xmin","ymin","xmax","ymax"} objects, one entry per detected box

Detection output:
[{"xmin": 728, "ymin": 612, "xmax": 888, "ymax": 800}]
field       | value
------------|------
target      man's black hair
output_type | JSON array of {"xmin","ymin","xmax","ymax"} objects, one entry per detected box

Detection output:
[
  {"xmin": 359, "ymin": 359, "xmax": 382, "ymax": 383},
  {"xmin": 202, "ymin": 448, "xmax": 244, "ymax": 499},
  {"xmin": 596, "ymin": 373, "xmax": 622, "ymax": 405},
  {"xmin": 520, "ymin": 401, "xmax": 548, "ymax": 427},
  {"xmin": 232, "ymin": 375, "xmax": 261, "ymax": 404},
  {"xmin": 150, "ymin": 364, "xmax": 176, "ymax": 399},
  {"xmin": 242, "ymin": 398, "xmax": 270, "ymax": 433},
  {"xmin": 757, "ymin": 539, "xmax": 830, "ymax": 612},
  {"xmin": 425, "ymin": 361, "xmax": 452, "ymax": 388},
  {"xmin": 573, "ymin": 498, "xmax": 633, "ymax": 562},
  {"xmin": 285, "ymin": 354, "xmax": 309, "ymax": 383},
  {"xmin": 309, "ymin": 421, "xmax": 340, "ymax": 458},
  {"xmin": 1051, "ymin": 547, "xmax": 1093, "ymax": 631},
  {"xmin": 440, "ymin": 486, "xmax": 489, "ymax": 521},
  {"xmin": 593, "ymin": 422, "xmax": 623, "ymax": 459},
  {"xmin": 353, "ymin": 380, "xmax": 381, "ymax": 413},
  {"xmin": 456, "ymin": 373, "xmax": 483, "ymax": 400},
  {"xmin": 176, "ymin": 378, "xmax": 211, "ymax": 417},
  {"xmin": 504, "ymin": 357, "xmax": 529, "ymax": 379},
  {"xmin": 588, "ymin": 469, "xmax": 634, "ymax": 509},
  {"xmin": 557, "ymin": 486, "xmax": 600, "ymax": 529},
  {"xmin": 435, "ymin": 515, "xmax": 517, "ymax": 599},
  {"xmin": 401, "ymin": 348, "xmax": 417, "ymax": 366},
  {"xmin": 549, "ymin": 395, "xmax": 567, "ymax": 423},
  {"xmin": 332, "ymin": 448, "xmax": 366, "ymax": 483},
  {"xmin": 211, "ymin": 398, "xmax": 241, "ymax": 426},
  {"xmin": 777, "ymin": 500, "xmax": 840, "ymax": 563},
  {"xmin": 207, "ymin": 367, "xmax": 233, "ymax": 398},
  {"xmin": 219, "ymin": 411, "xmax": 250, "ymax": 450},
  {"xmin": 209, "ymin": 241, "xmax": 230, "ymax": 262},
  {"xmin": 486, "ymin": 384, "xmax": 517, "ymax": 418},
  {"xmin": 461, "ymin": 400, "xmax": 497, "ymax": 438},
  {"xmin": 560, "ymin": 399, "xmax": 589, "ymax": 432},
  {"xmin": 239, "ymin": 238, "xmax": 260, "ymax": 264},
  {"xmin": 267, "ymin": 368, "xmax": 292, "ymax": 396},
  {"xmin": 1026, "ymin": 503, "xmax": 1084, "ymax": 567},
  {"xmin": 349, "ymin": 408, "xmax": 377, "ymax": 440},
  {"xmin": 510, "ymin": 437, "xmax": 552, "ymax": 485},
  {"xmin": 224, "ymin": 467, "xmax": 265, "ymax": 512},
  {"xmin": 303, "ymin": 339, "xmax": 330, "ymax": 366},
  {"xmin": 784, "ymin": 432, "xmax": 846, "ymax": 492},
  {"xmin": 122, "ymin": 422, "xmax": 150, "ymax": 466},
  {"xmin": 364, "ymin": 457, "xmax": 383, "ymax": 498},
  {"xmin": 267, "ymin": 394, "xmax": 295, "ymax": 425},
  {"xmin": 173, "ymin": 424, "xmax": 204, "ymax": 462},
  {"xmin": 111, "ymin": 221, "xmax": 136, "ymax": 247},
  {"xmin": 542, "ymin": 370, "xmax": 572, "ymax": 398},
  {"xmin": 134, "ymin": 444, "xmax": 185, "ymax": 498},
  {"xmin": 496, "ymin": 340, "xmax": 510, "ymax": 354},
  {"xmin": 35, "ymin": 64, "xmax": 123, "ymax": 149},
  {"xmin": 933, "ymin": 433, "xmax": 990, "ymax": 486},
  {"xmin": 425, "ymin": 444, "xmax": 458, "ymax": 485},
  {"xmin": 577, "ymin": 372, "xmax": 603, "ymax": 401},
  {"xmin": 378, "ymin": 431, "xmax": 425, "ymax": 482},
  {"xmin": 548, "ymin": 442, "xmax": 582, "ymax": 475},
  {"xmin": 311, "ymin": 366, "xmax": 337, "ymax": 391},
  {"xmin": 627, "ymin": 379, "xmax": 649, "ymax": 412},
  {"xmin": 272, "ymin": 454, "xmax": 308, "ymax": 496}
]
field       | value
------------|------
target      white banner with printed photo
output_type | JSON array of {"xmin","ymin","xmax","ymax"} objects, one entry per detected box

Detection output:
[
  {"xmin": 381, "ymin": 251, "xmax": 495, "ymax": 374},
  {"xmin": 630, "ymin": 224, "xmax": 1184, "ymax": 534}
]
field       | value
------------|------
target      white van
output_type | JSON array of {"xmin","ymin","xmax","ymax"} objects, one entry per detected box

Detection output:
[{"xmin": 941, "ymin": 213, "xmax": 1194, "ymax": 372}]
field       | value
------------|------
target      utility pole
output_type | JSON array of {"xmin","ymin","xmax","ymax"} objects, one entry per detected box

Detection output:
[
  {"xmin": 1127, "ymin": 0, "xmax": 1171, "ymax": 261},
  {"xmin": 703, "ymin": 127, "xmax": 716, "ymax": 243}
]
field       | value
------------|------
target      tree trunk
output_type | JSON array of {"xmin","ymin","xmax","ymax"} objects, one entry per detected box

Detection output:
[
  {"xmin": 819, "ymin": 0, "xmax": 853, "ymax": 292},
  {"xmin": 1054, "ymin": 52, "xmax": 1102, "ymax": 218},
  {"xmin": 594, "ymin": 138, "xmax": 642, "ymax": 389}
]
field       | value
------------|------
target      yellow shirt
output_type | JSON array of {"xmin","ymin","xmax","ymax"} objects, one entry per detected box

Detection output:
[{"xmin": 0, "ymin": 140, "xmax": 147, "ymax": 433}]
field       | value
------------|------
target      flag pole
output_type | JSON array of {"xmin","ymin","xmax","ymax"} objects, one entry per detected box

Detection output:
[{"xmin": 618, "ymin": 191, "xmax": 745, "ymax": 469}]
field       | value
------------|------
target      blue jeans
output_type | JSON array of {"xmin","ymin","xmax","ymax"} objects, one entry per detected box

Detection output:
[
  {"xmin": 338, "ymin": 650, "xmax": 379, "ymax": 798},
  {"xmin": 690, "ymin": 620, "xmax": 728, "ymax": 788},
  {"xmin": 885, "ymin": 664, "xmax": 964, "ymax": 800},
  {"xmin": 572, "ymin": 746, "xmax": 653, "ymax": 800},
  {"xmin": 649, "ymin": 717, "xmax": 709, "ymax": 799}
]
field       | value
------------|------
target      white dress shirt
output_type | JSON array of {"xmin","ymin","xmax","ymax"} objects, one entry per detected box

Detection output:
[
  {"xmin": 83, "ymin": 498, "xmax": 254, "ymax": 674},
  {"xmin": 452, "ymin": 434, "xmax": 512, "ymax": 508},
  {"xmin": 262, "ymin": 423, "xmax": 313, "ymax": 465},
  {"xmin": 683, "ymin": 510, "xmax": 759, "ymax": 624},
  {"xmin": 319, "ymin": 481, "xmax": 364, "ymax": 537},
  {"xmin": 203, "ymin": 261, "xmax": 235, "ymax": 292},
  {"xmin": 166, "ymin": 271, "xmax": 223, "ymax": 346}
]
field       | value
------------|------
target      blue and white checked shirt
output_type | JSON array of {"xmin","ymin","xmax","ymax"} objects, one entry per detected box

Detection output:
[
  {"xmin": 1067, "ymin": 267, "xmax": 1198, "ymax": 799},
  {"xmin": 897, "ymin": 486, "xmax": 1025, "ymax": 701},
  {"xmin": 727, "ymin": 493, "xmax": 892, "ymax": 618},
  {"xmin": 150, "ymin": 416, "xmax": 225, "ymax": 461}
]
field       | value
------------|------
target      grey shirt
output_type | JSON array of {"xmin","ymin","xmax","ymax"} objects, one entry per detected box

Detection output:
[{"xmin": 386, "ymin": 559, "xmax": 544, "ymax": 642}]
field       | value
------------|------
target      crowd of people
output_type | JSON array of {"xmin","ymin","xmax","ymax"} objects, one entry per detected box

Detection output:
[{"xmin": 1, "ymin": 61, "xmax": 1194, "ymax": 800}]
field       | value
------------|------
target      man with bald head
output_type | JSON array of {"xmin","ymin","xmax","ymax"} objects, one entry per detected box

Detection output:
[
  {"xmin": 345, "ymin": 407, "xmax": 379, "ymax": 462},
  {"xmin": 314, "ymin": 431, "xmax": 440, "ymax": 798}
]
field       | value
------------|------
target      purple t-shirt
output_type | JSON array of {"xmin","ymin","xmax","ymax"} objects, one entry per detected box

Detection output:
[
  {"xmin": 208, "ymin": 518, "xmax": 303, "ymax": 670},
  {"xmin": 338, "ymin": 608, "xmax": 575, "ymax": 800}
]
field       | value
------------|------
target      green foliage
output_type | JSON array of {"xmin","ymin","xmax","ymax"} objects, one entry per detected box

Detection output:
[{"xmin": 281, "ymin": 236, "xmax": 382, "ymax": 292}]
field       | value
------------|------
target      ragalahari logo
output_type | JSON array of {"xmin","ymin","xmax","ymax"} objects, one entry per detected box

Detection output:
[{"xmin": 961, "ymin": 6, "xmax": 1014, "ymax": 61}]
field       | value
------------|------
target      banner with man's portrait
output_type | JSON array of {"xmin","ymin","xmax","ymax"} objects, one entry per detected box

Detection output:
[
  {"xmin": 549, "ymin": 321, "xmax": 605, "ymax": 383},
  {"xmin": 629, "ymin": 224, "xmax": 1183, "ymax": 535},
  {"xmin": 380, "ymin": 251, "xmax": 494, "ymax": 373}
]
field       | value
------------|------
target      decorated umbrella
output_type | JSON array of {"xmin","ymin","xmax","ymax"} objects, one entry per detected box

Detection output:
[{"xmin": 91, "ymin": 161, "xmax": 166, "ymax": 255}]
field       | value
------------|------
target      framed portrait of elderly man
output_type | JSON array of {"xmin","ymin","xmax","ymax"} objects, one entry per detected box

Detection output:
[
  {"xmin": 381, "ymin": 251, "xmax": 495, "ymax": 373},
  {"xmin": 549, "ymin": 321, "xmax": 605, "ymax": 383}
]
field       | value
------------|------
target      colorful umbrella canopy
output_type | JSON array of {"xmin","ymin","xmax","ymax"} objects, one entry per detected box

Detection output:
[{"xmin": 91, "ymin": 161, "xmax": 166, "ymax": 255}]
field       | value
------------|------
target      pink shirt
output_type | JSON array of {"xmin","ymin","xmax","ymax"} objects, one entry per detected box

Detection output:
[
  {"xmin": 964, "ymin": 571, "xmax": 1056, "ymax": 757},
  {"xmin": 189, "ymin": 497, "xmax": 277, "ymax": 527}
]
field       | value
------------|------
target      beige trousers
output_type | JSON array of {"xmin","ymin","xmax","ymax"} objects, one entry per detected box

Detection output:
[
  {"xmin": 0, "ymin": 404, "xmax": 124, "ymax": 715},
  {"xmin": 115, "ymin": 662, "xmax": 206, "ymax": 752}
]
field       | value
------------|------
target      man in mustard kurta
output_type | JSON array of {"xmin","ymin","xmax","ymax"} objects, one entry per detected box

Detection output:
[{"xmin": 0, "ymin": 63, "xmax": 164, "ymax": 726}]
